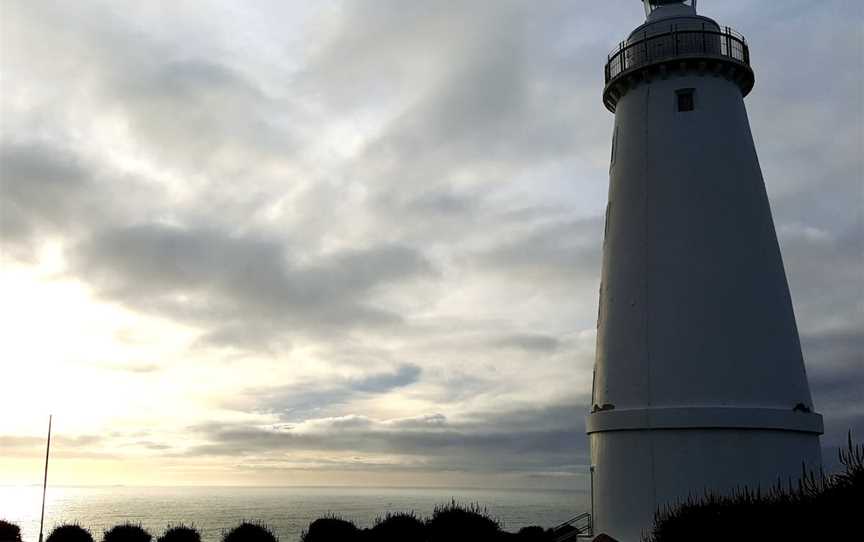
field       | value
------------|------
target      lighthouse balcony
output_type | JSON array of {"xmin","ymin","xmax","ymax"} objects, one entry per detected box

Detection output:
[{"xmin": 603, "ymin": 25, "xmax": 754, "ymax": 112}]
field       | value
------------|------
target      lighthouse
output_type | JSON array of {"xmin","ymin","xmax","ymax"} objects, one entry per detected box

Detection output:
[{"xmin": 587, "ymin": 1, "xmax": 824, "ymax": 540}]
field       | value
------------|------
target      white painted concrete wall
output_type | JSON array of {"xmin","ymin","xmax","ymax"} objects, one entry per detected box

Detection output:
[{"xmin": 588, "ymin": 12, "xmax": 823, "ymax": 542}]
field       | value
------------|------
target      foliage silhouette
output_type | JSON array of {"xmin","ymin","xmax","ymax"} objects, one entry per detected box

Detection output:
[
  {"xmin": 157, "ymin": 525, "xmax": 200, "ymax": 542},
  {"xmin": 46, "ymin": 524, "xmax": 94, "ymax": 542},
  {"xmin": 0, "ymin": 520, "xmax": 21, "ymax": 542},
  {"xmin": 515, "ymin": 526, "xmax": 555, "ymax": 541},
  {"xmin": 368, "ymin": 512, "xmax": 426, "ymax": 541},
  {"xmin": 642, "ymin": 431, "xmax": 863, "ymax": 542},
  {"xmin": 102, "ymin": 523, "xmax": 152, "ymax": 542},
  {"xmin": 222, "ymin": 522, "xmax": 278, "ymax": 542},
  {"xmin": 300, "ymin": 515, "xmax": 361, "ymax": 542},
  {"xmin": 426, "ymin": 500, "xmax": 501, "ymax": 541}
]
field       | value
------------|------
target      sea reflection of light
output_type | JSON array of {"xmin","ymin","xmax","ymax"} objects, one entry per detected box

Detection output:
[{"xmin": 0, "ymin": 485, "xmax": 74, "ymax": 541}]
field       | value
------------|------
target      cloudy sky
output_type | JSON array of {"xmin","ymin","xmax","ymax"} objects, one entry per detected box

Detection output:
[{"xmin": 1, "ymin": 0, "xmax": 861, "ymax": 490}]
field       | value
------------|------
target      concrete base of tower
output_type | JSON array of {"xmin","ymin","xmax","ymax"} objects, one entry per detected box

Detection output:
[{"xmin": 587, "ymin": 411, "xmax": 823, "ymax": 542}]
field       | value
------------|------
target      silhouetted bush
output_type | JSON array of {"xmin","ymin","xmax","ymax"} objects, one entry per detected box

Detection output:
[
  {"xmin": 368, "ymin": 512, "xmax": 426, "ymax": 541},
  {"xmin": 157, "ymin": 525, "xmax": 200, "ymax": 542},
  {"xmin": 300, "ymin": 516, "xmax": 360, "ymax": 542},
  {"xmin": 643, "ymin": 432, "xmax": 863, "ymax": 542},
  {"xmin": 426, "ymin": 501, "xmax": 502, "ymax": 541},
  {"xmin": 46, "ymin": 524, "xmax": 94, "ymax": 542},
  {"xmin": 515, "ymin": 526, "xmax": 554, "ymax": 541},
  {"xmin": 102, "ymin": 523, "xmax": 152, "ymax": 542},
  {"xmin": 0, "ymin": 520, "xmax": 22, "ymax": 542},
  {"xmin": 222, "ymin": 522, "xmax": 278, "ymax": 542}
]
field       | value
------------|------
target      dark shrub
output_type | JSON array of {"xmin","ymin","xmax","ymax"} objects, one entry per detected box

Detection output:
[
  {"xmin": 157, "ymin": 525, "xmax": 200, "ymax": 542},
  {"xmin": 368, "ymin": 512, "xmax": 425, "ymax": 541},
  {"xmin": 426, "ymin": 501, "xmax": 501, "ymax": 542},
  {"xmin": 46, "ymin": 524, "xmax": 94, "ymax": 542},
  {"xmin": 300, "ymin": 516, "xmax": 360, "ymax": 542},
  {"xmin": 515, "ymin": 526, "xmax": 552, "ymax": 541},
  {"xmin": 0, "ymin": 520, "xmax": 21, "ymax": 542},
  {"xmin": 102, "ymin": 524, "xmax": 152, "ymax": 542},
  {"xmin": 222, "ymin": 522, "xmax": 278, "ymax": 542},
  {"xmin": 643, "ymin": 432, "xmax": 862, "ymax": 542}
]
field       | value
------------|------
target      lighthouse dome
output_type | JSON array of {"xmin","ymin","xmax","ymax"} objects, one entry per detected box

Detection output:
[
  {"xmin": 630, "ymin": 6, "xmax": 718, "ymax": 40},
  {"xmin": 647, "ymin": 3, "xmax": 696, "ymax": 22},
  {"xmin": 640, "ymin": 0, "xmax": 698, "ymax": 19}
]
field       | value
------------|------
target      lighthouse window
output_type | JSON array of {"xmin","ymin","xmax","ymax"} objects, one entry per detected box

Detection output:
[
  {"xmin": 610, "ymin": 126, "xmax": 619, "ymax": 166},
  {"xmin": 677, "ymin": 88, "xmax": 695, "ymax": 112}
]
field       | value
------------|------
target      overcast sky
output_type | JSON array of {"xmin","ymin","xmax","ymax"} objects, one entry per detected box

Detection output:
[{"xmin": 1, "ymin": 0, "xmax": 861, "ymax": 489}]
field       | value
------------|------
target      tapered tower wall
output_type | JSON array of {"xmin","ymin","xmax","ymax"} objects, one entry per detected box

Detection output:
[{"xmin": 588, "ymin": 6, "xmax": 823, "ymax": 541}]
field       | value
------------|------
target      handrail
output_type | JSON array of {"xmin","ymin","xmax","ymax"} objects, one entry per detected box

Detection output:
[
  {"xmin": 552, "ymin": 512, "xmax": 590, "ymax": 532},
  {"xmin": 606, "ymin": 25, "xmax": 746, "ymax": 59},
  {"xmin": 551, "ymin": 512, "xmax": 592, "ymax": 541},
  {"xmin": 604, "ymin": 25, "xmax": 750, "ymax": 84}
]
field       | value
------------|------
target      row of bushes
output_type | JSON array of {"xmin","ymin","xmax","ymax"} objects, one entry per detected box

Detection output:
[
  {"xmin": 0, "ymin": 502, "xmax": 573, "ymax": 542},
  {"xmin": 301, "ymin": 502, "xmax": 576, "ymax": 541},
  {"xmin": 0, "ymin": 522, "xmax": 207, "ymax": 542},
  {"xmin": 643, "ymin": 432, "xmax": 864, "ymax": 542}
]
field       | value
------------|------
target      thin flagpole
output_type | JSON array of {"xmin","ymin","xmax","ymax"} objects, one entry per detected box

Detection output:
[{"xmin": 38, "ymin": 415, "xmax": 52, "ymax": 542}]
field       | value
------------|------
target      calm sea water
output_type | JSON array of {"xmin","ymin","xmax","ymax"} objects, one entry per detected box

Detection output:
[{"xmin": 0, "ymin": 486, "xmax": 587, "ymax": 542}]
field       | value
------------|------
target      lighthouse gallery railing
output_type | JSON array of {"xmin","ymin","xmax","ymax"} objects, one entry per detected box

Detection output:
[{"xmin": 605, "ymin": 25, "xmax": 750, "ymax": 84}]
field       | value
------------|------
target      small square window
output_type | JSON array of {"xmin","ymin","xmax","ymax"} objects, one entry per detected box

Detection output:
[{"xmin": 677, "ymin": 89, "xmax": 695, "ymax": 112}]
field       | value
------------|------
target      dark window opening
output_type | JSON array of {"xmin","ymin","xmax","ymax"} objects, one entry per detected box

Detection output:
[{"xmin": 677, "ymin": 88, "xmax": 695, "ymax": 112}]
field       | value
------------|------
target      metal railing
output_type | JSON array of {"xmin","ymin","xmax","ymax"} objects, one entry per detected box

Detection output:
[
  {"xmin": 605, "ymin": 24, "xmax": 750, "ymax": 84},
  {"xmin": 550, "ymin": 512, "xmax": 592, "ymax": 541}
]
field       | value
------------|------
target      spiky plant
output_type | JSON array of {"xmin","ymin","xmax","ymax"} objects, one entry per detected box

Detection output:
[
  {"xmin": 0, "ymin": 520, "xmax": 22, "ymax": 542},
  {"xmin": 516, "ymin": 526, "xmax": 555, "ymax": 541},
  {"xmin": 222, "ymin": 522, "xmax": 278, "ymax": 542},
  {"xmin": 102, "ymin": 523, "xmax": 152, "ymax": 542},
  {"xmin": 46, "ymin": 524, "xmax": 94, "ymax": 542},
  {"xmin": 642, "ymin": 431, "xmax": 863, "ymax": 541},
  {"xmin": 300, "ymin": 515, "xmax": 360, "ymax": 542},
  {"xmin": 426, "ymin": 500, "xmax": 502, "ymax": 541},
  {"xmin": 157, "ymin": 525, "xmax": 200, "ymax": 542},
  {"xmin": 368, "ymin": 511, "xmax": 425, "ymax": 541}
]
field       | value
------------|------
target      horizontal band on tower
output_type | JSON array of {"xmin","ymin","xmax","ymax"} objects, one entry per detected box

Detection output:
[{"xmin": 586, "ymin": 406, "xmax": 824, "ymax": 434}]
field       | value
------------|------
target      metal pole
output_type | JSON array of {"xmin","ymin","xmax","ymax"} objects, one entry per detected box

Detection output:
[
  {"xmin": 38, "ymin": 415, "xmax": 52, "ymax": 542},
  {"xmin": 589, "ymin": 464, "xmax": 595, "ymax": 535}
]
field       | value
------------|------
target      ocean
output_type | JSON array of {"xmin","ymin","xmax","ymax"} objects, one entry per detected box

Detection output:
[{"xmin": 0, "ymin": 486, "xmax": 587, "ymax": 542}]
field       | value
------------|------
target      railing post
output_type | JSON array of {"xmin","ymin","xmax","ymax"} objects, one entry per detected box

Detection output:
[
  {"xmin": 725, "ymin": 26, "xmax": 732, "ymax": 58},
  {"xmin": 621, "ymin": 42, "xmax": 626, "ymax": 72},
  {"xmin": 673, "ymin": 26, "xmax": 678, "ymax": 56},
  {"xmin": 643, "ymin": 30, "xmax": 649, "ymax": 63}
]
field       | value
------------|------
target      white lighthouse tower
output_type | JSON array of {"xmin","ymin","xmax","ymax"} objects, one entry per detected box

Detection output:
[{"xmin": 587, "ymin": 1, "xmax": 824, "ymax": 540}]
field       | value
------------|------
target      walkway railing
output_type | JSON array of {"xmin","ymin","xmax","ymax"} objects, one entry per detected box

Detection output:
[
  {"xmin": 604, "ymin": 24, "xmax": 750, "ymax": 84},
  {"xmin": 551, "ymin": 512, "xmax": 592, "ymax": 541}
]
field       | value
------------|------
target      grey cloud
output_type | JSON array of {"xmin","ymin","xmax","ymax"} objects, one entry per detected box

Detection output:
[
  {"xmin": 477, "ymin": 217, "xmax": 603, "ymax": 284},
  {"xmin": 236, "ymin": 363, "xmax": 423, "ymax": 419},
  {"xmin": 3, "ymin": 2, "xmax": 305, "ymax": 177},
  {"xmin": 352, "ymin": 364, "xmax": 422, "ymax": 392},
  {"xmin": 70, "ymin": 223, "xmax": 435, "ymax": 347},
  {"xmin": 803, "ymin": 329, "xmax": 864, "ymax": 422},
  {"xmin": 491, "ymin": 334, "xmax": 561, "ymax": 353},
  {"xmin": 185, "ymin": 402, "xmax": 588, "ymax": 475},
  {"xmin": 0, "ymin": 434, "xmax": 104, "ymax": 457},
  {"xmin": 1, "ymin": 142, "xmax": 94, "ymax": 254},
  {"xmin": 782, "ymin": 226, "xmax": 864, "ymax": 337},
  {"xmin": 0, "ymin": 140, "xmax": 164, "ymax": 262},
  {"xmin": 111, "ymin": 58, "xmax": 302, "ymax": 174}
]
